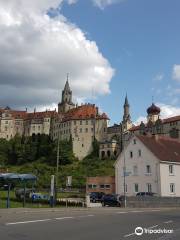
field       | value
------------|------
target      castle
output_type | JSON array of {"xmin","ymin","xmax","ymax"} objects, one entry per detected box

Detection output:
[
  {"xmin": 99, "ymin": 99, "xmax": 180, "ymax": 159},
  {"xmin": 0, "ymin": 79, "xmax": 108, "ymax": 160},
  {"xmin": 0, "ymin": 79, "xmax": 179, "ymax": 160}
]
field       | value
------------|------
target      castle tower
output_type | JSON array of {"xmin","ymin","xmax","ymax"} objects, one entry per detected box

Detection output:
[
  {"xmin": 58, "ymin": 75, "xmax": 75, "ymax": 113},
  {"xmin": 147, "ymin": 103, "xmax": 160, "ymax": 123},
  {"xmin": 122, "ymin": 94, "xmax": 132, "ymax": 132},
  {"xmin": 123, "ymin": 94, "xmax": 130, "ymax": 122}
]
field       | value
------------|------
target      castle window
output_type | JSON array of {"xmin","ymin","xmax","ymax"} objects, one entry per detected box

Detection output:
[
  {"xmin": 91, "ymin": 128, "xmax": 94, "ymax": 132},
  {"xmin": 80, "ymin": 128, "xmax": 82, "ymax": 133},
  {"xmin": 138, "ymin": 149, "xmax": 142, "ymax": 157},
  {"xmin": 82, "ymin": 144, "xmax": 84, "ymax": 147},
  {"xmin": 107, "ymin": 150, "xmax": 111, "ymax": 157},
  {"xmin": 80, "ymin": 120, "xmax": 82, "ymax": 125},
  {"xmin": 85, "ymin": 128, "xmax": 88, "ymax": 133},
  {"xmin": 101, "ymin": 151, "xmax": 105, "ymax": 159},
  {"xmin": 130, "ymin": 151, "xmax": 133, "ymax": 158},
  {"xmin": 86, "ymin": 120, "xmax": 88, "ymax": 125},
  {"xmin": 74, "ymin": 121, "xmax": 76, "ymax": 125}
]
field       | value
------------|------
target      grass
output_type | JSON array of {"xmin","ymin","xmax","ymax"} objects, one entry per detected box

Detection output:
[{"xmin": 0, "ymin": 190, "xmax": 85, "ymax": 209}]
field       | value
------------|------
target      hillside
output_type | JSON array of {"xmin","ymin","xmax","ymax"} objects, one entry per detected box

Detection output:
[{"xmin": 0, "ymin": 135, "xmax": 115, "ymax": 188}]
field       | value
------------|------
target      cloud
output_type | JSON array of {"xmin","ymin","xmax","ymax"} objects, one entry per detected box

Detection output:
[
  {"xmin": 153, "ymin": 73, "xmax": 164, "ymax": 81},
  {"xmin": 92, "ymin": 0, "xmax": 125, "ymax": 9},
  {"xmin": 134, "ymin": 116, "xmax": 147, "ymax": 126},
  {"xmin": 134, "ymin": 103, "xmax": 180, "ymax": 126},
  {"xmin": 0, "ymin": 0, "xmax": 114, "ymax": 109},
  {"xmin": 172, "ymin": 64, "xmax": 180, "ymax": 82},
  {"xmin": 158, "ymin": 103, "xmax": 180, "ymax": 119}
]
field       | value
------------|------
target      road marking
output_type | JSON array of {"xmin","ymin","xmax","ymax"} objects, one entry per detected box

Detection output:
[
  {"xmin": 148, "ymin": 225, "xmax": 159, "ymax": 229},
  {"xmin": 124, "ymin": 232, "xmax": 135, "ymax": 238},
  {"xmin": 130, "ymin": 210, "xmax": 143, "ymax": 213},
  {"xmin": 55, "ymin": 217, "xmax": 74, "ymax": 220},
  {"xmin": 151, "ymin": 210, "xmax": 160, "ymax": 212},
  {"xmin": 117, "ymin": 212, "xmax": 128, "ymax": 214},
  {"xmin": 164, "ymin": 220, "xmax": 173, "ymax": 224},
  {"xmin": 77, "ymin": 214, "xmax": 94, "ymax": 218},
  {"xmin": 6, "ymin": 219, "xmax": 51, "ymax": 225}
]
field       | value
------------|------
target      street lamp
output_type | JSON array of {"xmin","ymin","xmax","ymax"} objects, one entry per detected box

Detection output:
[{"xmin": 55, "ymin": 132, "xmax": 60, "ymax": 205}]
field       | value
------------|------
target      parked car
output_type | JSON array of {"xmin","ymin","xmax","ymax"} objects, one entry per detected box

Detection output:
[
  {"xmin": 102, "ymin": 194, "xmax": 122, "ymax": 207},
  {"xmin": 136, "ymin": 192, "xmax": 156, "ymax": 197},
  {"xmin": 89, "ymin": 192, "xmax": 105, "ymax": 203}
]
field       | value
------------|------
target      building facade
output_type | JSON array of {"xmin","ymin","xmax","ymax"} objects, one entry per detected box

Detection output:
[
  {"xmin": 99, "ymin": 95, "xmax": 133, "ymax": 159},
  {"xmin": 129, "ymin": 103, "xmax": 180, "ymax": 139},
  {"xmin": 115, "ymin": 135, "xmax": 180, "ymax": 197},
  {"xmin": 86, "ymin": 176, "xmax": 115, "ymax": 194}
]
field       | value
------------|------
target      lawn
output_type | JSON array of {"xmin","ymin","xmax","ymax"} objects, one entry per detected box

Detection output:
[{"xmin": 0, "ymin": 190, "xmax": 85, "ymax": 209}]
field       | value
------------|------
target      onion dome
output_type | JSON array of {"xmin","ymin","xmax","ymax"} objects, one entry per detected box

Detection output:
[{"xmin": 147, "ymin": 103, "xmax": 160, "ymax": 115}]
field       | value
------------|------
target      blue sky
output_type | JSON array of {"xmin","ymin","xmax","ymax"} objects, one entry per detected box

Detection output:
[
  {"xmin": 0, "ymin": 0, "xmax": 179, "ymax": 125},
  {"xmin": 60, "ymin": 0, "xmax": 180, "ymax": 123}
]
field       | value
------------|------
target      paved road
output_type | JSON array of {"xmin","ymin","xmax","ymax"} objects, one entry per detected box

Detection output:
[{"xmin": 0, "ymin": 207, "xmax": 180, "ymax": 240}]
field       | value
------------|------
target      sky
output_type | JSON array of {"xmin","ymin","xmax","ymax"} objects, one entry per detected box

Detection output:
[{"xmin": 0, "ymin": 0, "xmax": 180, "ymax": 125}]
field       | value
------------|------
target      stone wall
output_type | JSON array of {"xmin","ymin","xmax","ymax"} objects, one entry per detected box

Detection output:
[{"xmin": 126, "ymin": 196, "xmax": 180, "ymax": 208}]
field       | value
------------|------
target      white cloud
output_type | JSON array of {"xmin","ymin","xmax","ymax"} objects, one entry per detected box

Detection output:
[
  {"xmin": 153, "ymin": 73, "xmax": 164, "ymax": 81},
  {"xmin": 66, "ymin": 0, "xmax": 78, "ymax": 4},
  {"xmin": 172, "ymin": 64, "xmax": 180, "ymax": 82},
  {"xmin": 92, "ymin": 0, "xmax": 125, "ymax": 9},
  {"xmin": 158, "ymin": 103, "xmax": 180, "ymax": 119},
  {"xmin": 0, "ymin": 0, "xmax": 114, "ymax": 109},
  {"xmin": 134, "ymin": 103, "xmax": 180, "ymax": 126},
  {"xmin": 134, "ymin": 116, "xmax": 147, "ymax": 126}
]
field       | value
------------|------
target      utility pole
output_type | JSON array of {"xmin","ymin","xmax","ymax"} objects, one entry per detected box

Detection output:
[
  {"xmin": 123, "ymin": 133, "xmax": 127, "ymax": 208},
  {"xmin": 56, "ymin": 133, "xmax": 60, "ymax": 204}
]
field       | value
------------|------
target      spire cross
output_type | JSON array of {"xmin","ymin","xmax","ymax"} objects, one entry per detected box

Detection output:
[{"xmin": 152, "ymin": 96, "xmax": 154, "ymax": 103}]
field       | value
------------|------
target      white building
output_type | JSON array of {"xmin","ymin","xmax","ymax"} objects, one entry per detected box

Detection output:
[{"xmin": 115, "ymin": 134, "xmax": 180, "ymax": 197}]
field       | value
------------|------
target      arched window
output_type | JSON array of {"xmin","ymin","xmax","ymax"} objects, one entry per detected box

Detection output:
[
  {"xmin": 107, "ymin": 150, "xmax": 111, "ymax": 157},
  {"xmin": 101, "ymin": 151, "xmax": 105, "ymax": 159}
]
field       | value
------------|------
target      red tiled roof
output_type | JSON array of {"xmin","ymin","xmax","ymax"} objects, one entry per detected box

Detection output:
[
  {"xmin": 136, "ymin": 135, "xmax": 180, "ymax": 163},
  {"xmin": 129, "ymin": 115, "xmax": 180, "ymax": 131},
  {"xmin": 163, "ymin": 115, "xmax": 180, "ymax": 124},
  {"xmin": 26, "ymin": 111, "xmax": 57, "ymax": 120},
  {"xmin": 129, "ymin": 125, "xmax": 140, "ymax": 131},
  {"xmin": 62, "ymin": 104, "xmax": 109, "ymax": 122},
  {"xmin": 10, "ymin": 111, "xmax": 27, "ymax": 119}
]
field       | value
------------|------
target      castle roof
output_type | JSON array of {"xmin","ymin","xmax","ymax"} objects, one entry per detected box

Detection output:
[
  {"xmin": 136, "ymin": 135, "xmax": 180, "ymax": 163},
  {"xmin": 129, "ymin": 115, "xmax": 180, "ymax": 132},
  {"xmin": 26, "ymin": 110, "xmax": 57, "ymax": 120},
  {"xmin": 62, "ymin": 104, "xmax": 109, "ymax": 122},
  {"xmin": 147, "ymin": 103, "xmax": 161, "ymax": 115}
]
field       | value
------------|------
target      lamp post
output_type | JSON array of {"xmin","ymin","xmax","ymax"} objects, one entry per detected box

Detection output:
[
  {"xmin": 55, "ymin": 133, "xmax": 60, "ymax": 205},
  {"xmin": 123, "ymin": 133, "xmax": 127, "ymax": 208}
]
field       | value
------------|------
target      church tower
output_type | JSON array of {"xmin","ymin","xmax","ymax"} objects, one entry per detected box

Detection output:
[
  {"xmin": 122, "ymin": 94, "xmax": 132, "ymax": 132},
  {"xmin": 58, "ymin": 75, "xmax": 75, "ymax": 113}
]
